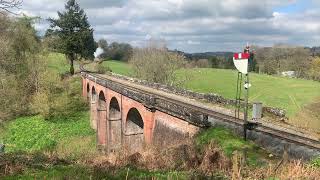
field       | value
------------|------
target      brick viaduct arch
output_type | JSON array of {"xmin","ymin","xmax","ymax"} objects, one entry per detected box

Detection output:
[
  {"xmin": 90, "ymin": 86, "xmax": 97, "ymax": 130},
  {"xmin": 125, "ymin": 108, "xmax": 144, "ymax": 152},
  {"xmin": 97, "ymin": 91, "xmax": 107, "ymax": 147},
  {"xmin": 81, "ymin": 73, "xmax": 320, "ymax": 160},
  {"xmin": 82, "ymin": 76, "xmax": 199, "ymax": 153}
]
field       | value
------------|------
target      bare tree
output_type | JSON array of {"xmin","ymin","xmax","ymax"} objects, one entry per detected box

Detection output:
[
  {"xmin": 309, "ymin": 57, "xmax": 320, "ymax": 81},
  {"xmin": 254, "ymin": 45, "xmax": 311, "ymax": 77},
  {"xmin": 0, "ymin": 0, "xmax": 22, "ymax": 14},
  {"xmin": 288, "ymin": 47, "xmax": 311, "ymax": 78},
  {"xmin": 254, "ymin": 46, "xmax": 278, "ymax": 74},
  {"xmin": 129, "ymin": 39, "xmax": 188, "ymax": 86},
  {"xmin": 196, "ymin": 59, "xmax": 211, "ymax": 68}
]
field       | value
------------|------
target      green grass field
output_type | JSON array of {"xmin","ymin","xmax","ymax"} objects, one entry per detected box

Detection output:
[
  {"xmin": 47, "ymin": 53, "xmax": 80, "ymax": 75},
  {"xmin": 102, "ymin": 60, "xmax": 133, "ymax": 76},
  {"xmin": 47, "ymin": 53, "xmax": 69, "ymax": 74},
  {"xmin": 180, "ymin": 68, "xmax": 320, "ymax": 117},
  {"xmin": 43, "ymin": 56, "xmax": 320, "ymax": 129},
  {"xmin": 101, "ymin": 60, "xmax": 320, "ymax": 119},
  {"xmin": 1, "ymin": 112, "xmax": 96, "ymax": 154}
]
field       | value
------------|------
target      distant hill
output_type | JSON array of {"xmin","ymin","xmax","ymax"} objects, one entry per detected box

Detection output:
[
  {"xmin": 305, "ymin": 46, "xmax": 320, "ymax": 56},
  {"xmin": 172, "ymin": 50, "xmax": 234, "ymax": 60},
  {"xmin": 185, "ymin": 52, "xmax": 234, "ymax": 59},
  {"xmin": 173, "ymin": 46, "xmax": 320, "ymax": 60}
]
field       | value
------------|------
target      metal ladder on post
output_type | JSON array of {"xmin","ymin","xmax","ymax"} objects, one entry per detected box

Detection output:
[
  {"xmin": 235, "ymin": 72, "xmax": 251, "ymax": 141},
  {"xmin": 235, "ymin": 72, "xmax": 243, "ymax": 122}
]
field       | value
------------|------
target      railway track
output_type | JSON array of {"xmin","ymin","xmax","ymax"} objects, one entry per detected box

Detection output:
[{"xmin": 80, "ymin": 64, "xmax": 320, "ymax": 155}]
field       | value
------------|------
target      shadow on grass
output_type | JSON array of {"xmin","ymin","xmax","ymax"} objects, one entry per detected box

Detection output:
[{"xmin": 196, "ymin": 126, "xmax": 278, "ymax": 167}]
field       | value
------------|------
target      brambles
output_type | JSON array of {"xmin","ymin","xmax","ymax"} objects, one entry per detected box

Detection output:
[
  {"xmin": 310, "ymin": 156, "xmax": 320, "ymax": 167},
  {"xmin": 30, "ymin": 73, "xmax": 87, "ymax": 120}
]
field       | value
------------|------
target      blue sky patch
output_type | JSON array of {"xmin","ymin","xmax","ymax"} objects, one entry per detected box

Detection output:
[{"xmin": 274, "ymin": 0, "xmax": 312, "ymax": 13}]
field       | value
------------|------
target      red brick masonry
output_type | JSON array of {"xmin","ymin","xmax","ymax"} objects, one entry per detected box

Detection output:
[{"xmin": 82, "ymin": 77, "xmax": 199, "ymax": 152}]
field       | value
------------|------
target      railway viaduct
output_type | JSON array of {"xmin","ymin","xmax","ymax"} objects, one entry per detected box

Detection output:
[
  {"xmin": 82, "ymin": 73, "xmax": 200, "ymax": 153},
  {"xmin": 81, "ymin": 71, "xmax": 320, "ymax": 159}
]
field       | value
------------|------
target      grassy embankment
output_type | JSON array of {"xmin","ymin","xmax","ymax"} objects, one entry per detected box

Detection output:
[
  {"xmin": 0, "ymin": 52, "xmax": 97, "ymax": 157},
  {"xmin": 2, "ymin": 120, "xmax": 319, "ymax": 179},
  {"xmin": 0, "ymin": 53, "xmax": 96, "ymax": 178},
  {"xmin": 0, "ymin": 117, "xmax": 280, "ymax": 179},
  {"xmin": 196, "ymin": 127, "xmax": 275, "ymax": 167},
  {"xmin": 1, "ymin": 54, "xmax": 319, "ymax": 179},
  {"xmin": 99, "ymin": 60, "xmax": 320, "ymax": 131},
  {"xmin": 0, "ymin": 54, "xmax": 195, "ymax": 179}
]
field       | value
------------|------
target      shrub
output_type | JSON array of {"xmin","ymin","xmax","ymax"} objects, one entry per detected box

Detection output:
[
  {"xmin": 130, "ymin": 47, "xmax": 186, "ymax": 85},
  {"xmin": 196, "ymin": 59, "xmax": 211, "ymax": 68},
  {"xmin": 0, "ymin": 15, "xmax": 42, "ymax": 121},
  {"xmin": 93, "ymin": 62, "xmax": 111, "ymax": 74},
  {"xmin": 310, "ymin": 156, "xmax": 320, "ymax": 167},
  {"xmin": 308, "ymin": 57, "xmax": 320, "ymax": 81},
  {"xmin": 30, "ymin": 92, "xmax": 50, "ymax": 118},
  {"xmin": 30, "ymin": 69, "xmax": 87, "ymax": 120}
]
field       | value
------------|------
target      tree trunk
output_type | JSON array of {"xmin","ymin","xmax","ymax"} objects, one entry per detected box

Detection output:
[{"xmin": 68, "ymin": 53, "xmax": 75, "ymax": 75}]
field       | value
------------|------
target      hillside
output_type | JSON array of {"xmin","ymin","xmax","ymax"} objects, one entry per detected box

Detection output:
[
  {"xmin": 1, "ymin": 54, "xmax": 319, "ymax": 179},
  {"xmin": 99, "ymin": 60, "xmax": 320, "ymax": 131},
  {"xmin": 183, "ymin": 51, "xmax": 234, "ymax": 60}
]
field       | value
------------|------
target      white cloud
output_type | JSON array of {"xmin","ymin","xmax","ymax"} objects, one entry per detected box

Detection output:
[
  {"xmin": 145, "ymin": 34, "xmax": 152, "ymax": 40},
  {"xmin": 13, "ymin": 0, "xmax": 320, "ymax": 52},
  {"xmin": 187, "ymin": 40, "xmax": 200, "ymax": 45}
]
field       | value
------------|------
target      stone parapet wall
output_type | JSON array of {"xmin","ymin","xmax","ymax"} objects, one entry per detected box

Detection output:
[{"xmin": 208, "ymin": 116, "xmax": 320, "ymax": 160}]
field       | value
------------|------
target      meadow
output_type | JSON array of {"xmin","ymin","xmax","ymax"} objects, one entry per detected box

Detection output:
[
  {"xmin": 181, "ymin": 68, "xmax": 320, "ymax": 118},
  {"xmin": 101, "ymin": 60, "xmax": 320, "ymax": 118},
  {"xmin": 1, "ymin": 112, "xmax": 96, "ymax": 155},
  {"xmin": 49, "ymin": 57, "xmax": 320, "ymax": 119}
]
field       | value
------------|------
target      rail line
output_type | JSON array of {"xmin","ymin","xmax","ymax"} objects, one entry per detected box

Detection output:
[{"xmin": 80, "ymin": 64, "xmax": 320, "ymax": 153}]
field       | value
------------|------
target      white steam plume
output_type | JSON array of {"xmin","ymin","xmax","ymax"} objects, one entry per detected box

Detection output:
[{"xmin": 94, "ymin": 47, "xmax": 104, "ymax": 58}]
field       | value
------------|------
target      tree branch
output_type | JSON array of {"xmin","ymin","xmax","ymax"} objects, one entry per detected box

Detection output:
[{"xmin": 0, "ymin": 0, "xmax": 23, "ymax": 15}]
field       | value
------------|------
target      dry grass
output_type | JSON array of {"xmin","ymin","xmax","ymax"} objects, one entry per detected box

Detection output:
[
  {"xmin": 0, "ymin": 153, "xmax": 70, "ymax": 177},
  {"xmin": 243, "ymin": 160, "xmax": 320, "ymax": 180},
  {"xmin": 2, "ymin": 137, "xmax": 319, "ymax": 179},
  {"xmin": 88, "ymin": 140, "xmax": 231, "ymax": 177},
  {"xmin": 85, "ymin": 140, "xmax": 320, "ymax": 179},
  {"xmin": 53, "ymin": 136, "xmax": 99, "ymax": 161},
  {"xmin": 291, "ymin": 98, "xmax": 320, "ymax": 134}
]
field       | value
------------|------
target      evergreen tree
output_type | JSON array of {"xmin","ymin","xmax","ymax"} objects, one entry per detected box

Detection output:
[{"xmin": 48, "ymin": 0, "xmax": 95, "ymax": 74}]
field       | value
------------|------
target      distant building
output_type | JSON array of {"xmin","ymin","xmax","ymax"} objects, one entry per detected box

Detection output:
[{"xmin": 281, "ymin": 71, "xmax": 296, "ymax": 78}]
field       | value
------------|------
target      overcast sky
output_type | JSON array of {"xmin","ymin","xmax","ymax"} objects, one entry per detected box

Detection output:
[{"xmin": 15, "ymin": 0, "xmax": 320, "ymax": 52}]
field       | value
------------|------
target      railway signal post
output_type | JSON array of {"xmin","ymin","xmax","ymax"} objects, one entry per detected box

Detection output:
[{"xmin": 233, "ymin": 45, "xmax": 257, "ymax": 141}]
